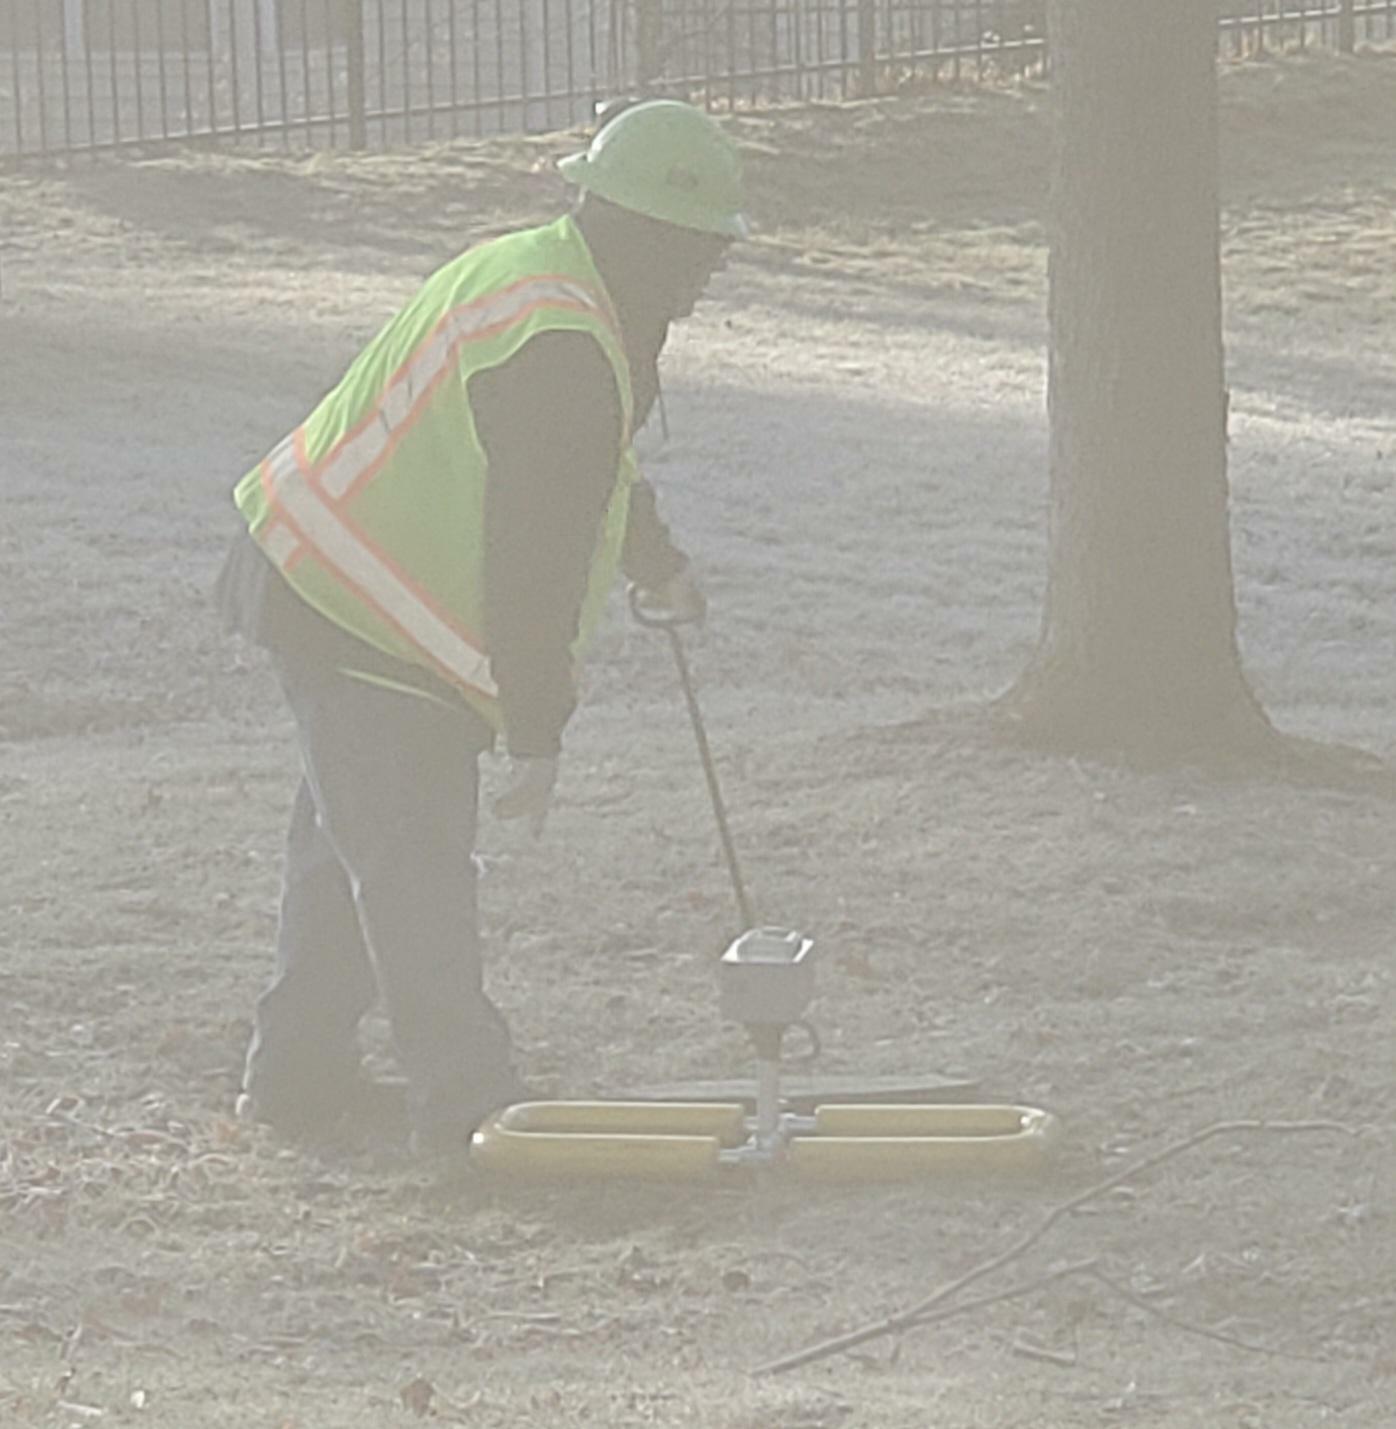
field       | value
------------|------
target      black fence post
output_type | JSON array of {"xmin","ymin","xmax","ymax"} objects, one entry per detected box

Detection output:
[
  {"xmin": 636, "ymin": 0, "xmax": 661, "ymax": 92},
  {"xmin": 1338, "ymin": 0, "xmax": 1357, "ymax": 51},
  {"xmin": 857, "ymin": 0, "xmax": 876, "ymax": 96},
  {"xmin": 344, "ymin": 0, "xmax": 367, "ymax": 149}
]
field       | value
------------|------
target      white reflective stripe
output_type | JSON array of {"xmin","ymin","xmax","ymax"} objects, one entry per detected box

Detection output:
[
  {"xmin": 264, "ymin": 440, "xmax": 499, "ymax": 698},
  {"xmin": 320, "ymin": 422, "xmax": 385, "ymax": 508},
  {"xmin": 262, "ymin": 521, "xmax": 302, "ymax": 571},
  {"xmin": 318, "ymin": 276, "xmax": 606, "ymax": 501}
]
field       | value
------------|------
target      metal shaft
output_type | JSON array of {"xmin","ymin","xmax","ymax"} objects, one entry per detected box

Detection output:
[{"xmin": 665, "ymin": 627, "xmax": 757, "ymax": 932}]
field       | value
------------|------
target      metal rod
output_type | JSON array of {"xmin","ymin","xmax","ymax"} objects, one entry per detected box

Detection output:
[
  {"xmin": 276, "ymin": 0, "xmax": 291, "ymax": 148},
  {"xmin": 541, "ymin": 0, "xmax": 553, "ymax": 130},
  {"xmin": 346, "ymin": 0, "xmax": 367, "ymax": 148},
  {"xmin": 664, "ymin": 627, "xmax": 757, "ymax": 932},
  {"xmin": 377, "ymin": 0, "xmax": 387, "ymax": 143},
  {"xmin": 155, "ymin": 0, "xmax": 171, "ymax": 140},
  {"xmin": 108, "ymin": 0, "xmax": 121, "ymax": 145},
  {"xmin": 252, "ymin": 0, "xmax": 267, "ymax": 145},
  {"xmin": 426, "ymin": 0, "xmax": 437, "ymax": 139},
  {"xmin": 87, "ymin": 0, "xmax": 100, "ymax": 148},
  {"xmin": 230, "ymin": 0, "xmax": 243, "ymax": 134},
  {"xmin": 301, "ymin": 0, "xmax": 313, "ymax": 146},
  {"xmin": 326, "ymin": 0, "xmax": 338, "ymax": 147},
  {"xmin": 448, "ymin": 0, "xmax": 460, "ymax": 138},
  {"xmin": 494, "ymin": 0, "xmax": 505, "ymax": 133},
  {"xmin": 755, "ymin": 1056, "xmax": 782, "ymax": 1146},
  {"xmin": 34, "ymin": 0, "xmax": 49, "ymax": 157},
  {"xmin": 207, "ymin": 0, "xmax": 220, "ymax": 137},
  {"xmin": 59, "ymin": 0, "xmax": 75, "ymax": 152},
  {"xmin": 8, "ymin": 1, "xmax": 22, "ymax": 159},
  {"xmin": 132, "ymin": 0, "xmax": 147, "ymax": 143}
]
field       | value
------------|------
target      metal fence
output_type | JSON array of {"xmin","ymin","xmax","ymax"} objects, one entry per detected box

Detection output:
[{"xmin": 3, "ymin": 1, "xmax": 1394, "ymax": 163}]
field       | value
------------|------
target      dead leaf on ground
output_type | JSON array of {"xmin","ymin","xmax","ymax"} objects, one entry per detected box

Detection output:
[{"xmin": 400, "ymin": 1376, "xmax": 436, "ymax": 1417}]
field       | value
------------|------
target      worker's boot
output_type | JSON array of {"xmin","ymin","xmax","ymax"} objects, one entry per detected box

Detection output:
[{"xmin": 235, "ymin": 1073, "xmax": 411, "ymax": 1148}]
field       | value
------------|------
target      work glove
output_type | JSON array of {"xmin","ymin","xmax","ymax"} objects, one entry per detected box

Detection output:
[
  {"xmin": 494, "ymin": 754, "xmax": 558, "ymax": 837},
  {"xmin": 638, "ymin": 565, "xmax": 707, "ymax": 626}
]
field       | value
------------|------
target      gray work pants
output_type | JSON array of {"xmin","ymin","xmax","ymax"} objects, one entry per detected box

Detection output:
[{"xmin": 242, "ymin": 654, "xmax": 516, "ymax": 1146}]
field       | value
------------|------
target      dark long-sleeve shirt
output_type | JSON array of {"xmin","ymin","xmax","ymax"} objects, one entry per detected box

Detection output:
[
  {"xmin": 217, "ymin": 329, "xmax": 686, "ymax": 755},
  {"xmin": 473, "ymin": 328, "xmax": 684, "ymax": 753}
]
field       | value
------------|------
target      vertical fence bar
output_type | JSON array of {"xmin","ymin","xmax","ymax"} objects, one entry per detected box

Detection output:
[
  {"xmin": 376, "ymin": 0, "xmax": 387, "ymax": 145},
  {"xmin": 542, "ymin": 0, "xmax": 553, "ymax": 128},
  {"xmin": 837, "ymin": 0, "xmax": 848, "ymax": 99},
  {"xmin": 518, "ymin": 0, "xmax": 529, "ymax": 126},
  {"xmin": 345, "ymin": 0, "xmax": 367, "ymax": 146},
  {"xmin": 206, "ymin": 0, "xmax": 219, "ymax": 137},
  {"xmin": 37, "ymin": 0, "xmax": 54, "ymax": 155},
  {"xmin": 494, "ymin": 0, "xmax": 505, "ymax": 131},
  {"xmin": 8, "ymin": 0, "xmax": 24, "ymax": 158},
  {"xmin": 814, "ymin": 0, "xmax": 825, "ymax": 99},
  {"xmin": 229, "ymin": 0, "xmax": 244, "ymax": 133},
  {"xmin": 449, "ymin": 0, "xmax": 460, "ymax": 137},
  {"xmin": 791, "ymin": 0, "xmax": 802, "ymax": 100},
  {"xmin": 108, "ymin": 0, "xmax": 122, "ymax": 145},
  {"xmin": 560, "ymin": 0, "xmax": 571, "ymax": 122},
  {"xmin": 251, "ymin": 0, "xmax": 266, "ymax": 143},
  {"xmin": 59, "ymin": 0, "xmax": 75, "ymax": 151},
  {"xmin": 728, "ymin": 0, "xmax": 739, "ymax": 109},
  {"xmin": 86, "ymin": 0, "xmax": 100, "ymax": 148},
  {"xmin": 586, "ymin": 0, "xmax": 598, "ymax": 119},
  {"xmin": 131, "ymin": 0, "xmax": 147, "ymax": 142},
  {"xmin": 425, "ymin": 0, "xmax": 436, "ymax": 138},
  {"xmin": 473, "ymin": 0, "xmax": 484, "ymax": 136},
  {"xmin": 276, "ymin": 0, "xmax": 291, "ymax": 147},
  {"xmin": 325, "ymin": 0, "xmax": 338, "ymax": 145},
  {"xmin": 155, "ymin": 0, "xmax": 170, "ymax": 139},
  {"xmin": 1338, "ymin": 0, "xmax": 1356, "ymax": 49},
  {"xmin": 299, "ymin": 0, "xmax": 312, "ymax": 144},
  {"xmin": 397, "ymin": 0, "xmax": 409, "ymax": 141},
  {"xmin": 766, "ymin": 0, "xmax": 777, "ymax": 98}
]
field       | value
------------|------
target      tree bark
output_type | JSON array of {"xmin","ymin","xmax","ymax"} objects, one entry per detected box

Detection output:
[{"xmin": 1000, "ymin": 0, "xmax": 1271, "ymax": 761}]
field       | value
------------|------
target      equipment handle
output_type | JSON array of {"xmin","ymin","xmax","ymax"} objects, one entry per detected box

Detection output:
[{"xmin": 629, "ymin": 584, "xmax": 756, "ymax": 933}]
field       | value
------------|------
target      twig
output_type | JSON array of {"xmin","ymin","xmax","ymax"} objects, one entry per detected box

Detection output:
[
  {"xmin": 754, "ymin": 1118, "xmax": 1354, "ymax": 1376},
  {"xmin": 1084, "ymin": 1268, "xmax": 1329, "ymax": 1364},
  {"xmin": 893, "ymin": 1258, "xmax": 1099, "ymax": 1334},
  {"xmin": 1010, "ymin": 1338, "xmax": 1079, "ymax": 1368}
]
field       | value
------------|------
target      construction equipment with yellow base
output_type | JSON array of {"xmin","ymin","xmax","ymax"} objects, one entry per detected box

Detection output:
[{"xmin": 472, "ymin": 591, "xmax": 1059, "ymax": 1182}]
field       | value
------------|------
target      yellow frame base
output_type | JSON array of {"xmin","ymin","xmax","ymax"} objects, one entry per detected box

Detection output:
[{"xmin": 470, "ymin": 1100, "xmax": 1059, "ymax": 1182}]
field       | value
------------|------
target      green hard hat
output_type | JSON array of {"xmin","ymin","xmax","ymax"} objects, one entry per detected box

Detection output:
[{"xmin": 558, "ymin": 99, "xmax": 749, "ymax": 240}]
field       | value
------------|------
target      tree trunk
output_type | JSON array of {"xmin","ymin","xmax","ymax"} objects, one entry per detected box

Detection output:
[{"xmin": 1001, "ymin": 0, "xmax": 1270, "ymax": 761}]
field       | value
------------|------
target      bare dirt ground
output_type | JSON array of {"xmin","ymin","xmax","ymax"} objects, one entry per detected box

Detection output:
[{"xmin": 2, "ymin": 51, "xmax": 1394, "ymax": 1429}]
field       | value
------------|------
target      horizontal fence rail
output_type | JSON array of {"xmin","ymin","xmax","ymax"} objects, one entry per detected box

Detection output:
[{"xmin": 3, "ymin": 1, "xmax": 1394, "ymax": 163}]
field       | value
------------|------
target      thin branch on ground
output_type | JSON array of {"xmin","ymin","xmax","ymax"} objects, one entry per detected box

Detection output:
[
  {"xmin": 753, "ymin": 1118, "xmax": 1356, "ymax": 1376},
  {"xmin": 1083, "ymin": 1267, "xmax": 1330, "ymax": 1364}
]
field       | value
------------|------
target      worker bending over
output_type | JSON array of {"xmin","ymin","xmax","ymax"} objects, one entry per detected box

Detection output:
[{"xmin": 217, "ymin": 100, "xmax": 747, "ymax": 1157}]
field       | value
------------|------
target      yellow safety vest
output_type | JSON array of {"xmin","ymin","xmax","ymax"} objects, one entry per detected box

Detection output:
[{"xmin": 232, "ymin": 215, "xmax": 636, "ymax": 731}]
